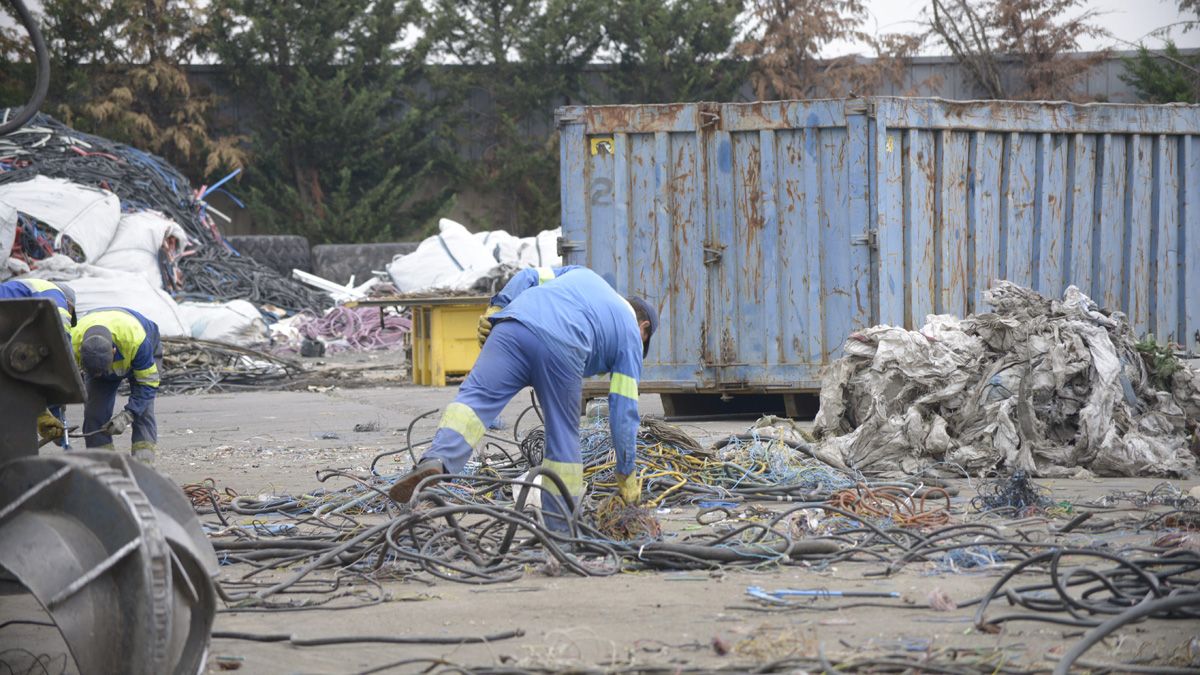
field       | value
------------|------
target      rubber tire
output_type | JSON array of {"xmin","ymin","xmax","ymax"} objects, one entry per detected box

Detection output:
[
  {"xmin": 311, "ymin": 242, "xmax": 417, "ymax": 285},
  {"xmin": 225, "ymin": 235, "xmax": 312, "ymax": 276}
]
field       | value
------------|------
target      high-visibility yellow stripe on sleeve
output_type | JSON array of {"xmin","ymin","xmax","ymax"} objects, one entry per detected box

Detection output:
[
  {"xmin": 540, "ymin": 460, "xmax": 583, "ymax": 496},
  {"xmin": 23, "ymin": 279, "xmax": 58, "ymax": 293},
  {"xmin": 609, "ymin": 373, "xmax": 638, "ymax": 401},
  {"xmin": 535, "ymin": 267, "xmax": 554, "ymax": 284},
  {"xmin": 438, "ymin": 402, "xmax": 486, "ymax": 447},
  {"xmin": 133, "ymin": 364, "xmax": 160, "ymax": 388}
]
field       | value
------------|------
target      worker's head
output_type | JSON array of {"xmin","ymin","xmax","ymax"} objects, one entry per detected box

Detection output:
[
  {"xmin": 80, "ymin": 326, "xmax": 116, "ymax": 377},
  {"xmin": 625, "ymin": 296, "xmax": 658, "ymax": 358},
  {"xmin": 56, "ymin": 282, "xmax": 77, "ymax": 326}
]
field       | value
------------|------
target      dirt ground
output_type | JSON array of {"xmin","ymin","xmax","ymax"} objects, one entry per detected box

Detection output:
[{"xmin": 3, "ymin": 366, "xmax": 1199, "ymax": 674}]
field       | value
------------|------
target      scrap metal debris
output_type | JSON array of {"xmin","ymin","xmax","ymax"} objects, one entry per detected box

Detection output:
[
  {"xmin": 814, "ymin": 282, "xmax": 1200, "ymax": 478},
  {"xmin": 970, "ymin": 470, "xmax": 1053, "ymax": 514},
  {"xmin": 0, "ymin": 111, "xmax": 329, "ymax": 312},
  {"xmin": 161, "ymin": 336, "xmax": 306, "ymax": 393}
]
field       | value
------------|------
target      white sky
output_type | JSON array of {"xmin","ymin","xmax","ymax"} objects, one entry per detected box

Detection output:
[{"xmin": 832, "ymin": 0, "xmax": 1199, "ymax": 57}]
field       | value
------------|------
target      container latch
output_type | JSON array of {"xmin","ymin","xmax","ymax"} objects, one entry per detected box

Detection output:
[{"xmin": 852, "ymin": 229, "xmax": 878, "ymax": 249}]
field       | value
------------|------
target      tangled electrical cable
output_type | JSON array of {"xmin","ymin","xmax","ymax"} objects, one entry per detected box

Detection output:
[
  {"xmin": 0, "ymin": 111, "xmax": 329, "ymax": 312},
  {"xmin": 160, "ymin": 336, "xmax": 306, "ymax": 393},
  {"xmin": 174, "ymin": 247, "xmax": 330, "ymax": 313},
  {"xmin": 192, "ymin": 409, "xmax": 1200, "ymax": 674},
  {"xmin": 579, "ymin": 418, "xmax": 862, "ymax": 508},
  {"xmin": 971, "ymin": 470, "xmax": 1053, "ymax": 515},
  {"xmin": 286, "ymin": 306, "xmax": 410, "ymax": 353}
]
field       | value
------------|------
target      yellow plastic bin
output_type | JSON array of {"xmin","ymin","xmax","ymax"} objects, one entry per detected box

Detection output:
[
  {"xmin": 343, "ymin": 295, "xmax": 490, "ymax": 386},
  {"xmin": 409, "ymin": 299, "xmax": 489, "ymax": 386}
]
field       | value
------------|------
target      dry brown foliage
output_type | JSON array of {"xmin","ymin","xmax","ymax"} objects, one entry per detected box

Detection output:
[
  {"xmin": 929, "ymin": 0, "xmax": 1109, "ymax": 101},
  {"xmin": 737, "ymin": 0, "xmax": 923, "ymax": 100}
]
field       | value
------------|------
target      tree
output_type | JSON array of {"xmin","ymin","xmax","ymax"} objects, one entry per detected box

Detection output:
[
  {"xmin": 737, "ymin": 0, "xmax": 921, "ymax": 100},
  {"xmin": 1121, "ymin": 43, "xmax": 1200, "ymax": 104},
  {"xmin": 604, "ymin": 0, "xmax": 746, "ymax": 103},
  {"xmin": 208, "ymin": 0, "xmax": 454, "ymax": 243},
  {"xmin": 1, "ymin": 0, "xmax": 244, "ymax": 179},
  {"xmin": 928, "ymin": 0, "xmax": 1108, "ymax": 101},
  {"xmin": 424, "ymin": 0, "xmax": 608, "ymax": 235}
]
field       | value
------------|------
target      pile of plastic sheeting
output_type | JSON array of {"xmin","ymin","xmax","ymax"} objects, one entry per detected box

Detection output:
[
  {"xmin": 0, "ymin": 111, "xmax": 327, "ymax": 312},
  {"xmin": 386, "ymin": 218, "xmax": 561, "ymax": 294},
  {"xmin": 813, "ymin": 282, "xmax": 1200, "ymax": 479}
]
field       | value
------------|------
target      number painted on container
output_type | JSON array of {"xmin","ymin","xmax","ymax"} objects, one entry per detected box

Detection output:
[{"xmin": 590, "ymin": 178, "xmax": 613, "ymax": 206}]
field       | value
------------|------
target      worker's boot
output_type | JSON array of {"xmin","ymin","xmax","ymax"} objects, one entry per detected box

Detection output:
[
  {"xmin": 131, "ymin": 442, "xmax": 156, "ymax": 466},
  {"xmin": 388, "ymin": 459, "xmax": 445, "ymax": 503}
]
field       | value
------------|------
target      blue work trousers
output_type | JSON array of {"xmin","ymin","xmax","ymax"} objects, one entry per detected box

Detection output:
[
  {"xmin": 423, "ymin": 320, "xmax": 583, "ymax": 531},
  {"xmin": 83, "ymin": 375, "xmax": 158, "ymax": 449}
]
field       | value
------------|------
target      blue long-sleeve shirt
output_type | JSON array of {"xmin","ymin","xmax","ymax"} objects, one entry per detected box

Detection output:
[{"xmin": 491, "ymin": 266, "xmax": 643, "ymax": 474}]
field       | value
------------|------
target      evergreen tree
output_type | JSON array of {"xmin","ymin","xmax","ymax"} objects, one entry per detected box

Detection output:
[
  {"xmin": 209, "ymin": 0, "xmax": 454, "ymax": 243},
  {"xmin": 424, "ymin": 0, "xmax": 608, "ymax": 235},
  {"xmin": 605, "ymin": 0, "xmax": 746, "ymax": 103},
  {"xmin": 1121, "ymin": 42, "xmax": 1200, "ymax": 104}
]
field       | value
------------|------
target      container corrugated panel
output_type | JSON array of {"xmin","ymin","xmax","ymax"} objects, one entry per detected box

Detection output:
[{"xmin": 557, "ymin": 97, "xmax": 1200, "ymax": 393}]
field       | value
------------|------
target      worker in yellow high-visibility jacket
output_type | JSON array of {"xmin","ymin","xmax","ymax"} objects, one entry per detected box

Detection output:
[{"xmin": 72, "ymin": 307, "xmax": 162, "ymax": 464}]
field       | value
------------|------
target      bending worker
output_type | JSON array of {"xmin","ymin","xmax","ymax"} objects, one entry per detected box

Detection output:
[
  {"xmin": 388, "ymin": 265, "xmax": 657, "ymax": 531},
  {"xmin": 71, "ymin": 307, "xmax": 162, "ymax": 464},
  {"xmin": 1, "ymin": 278, "xmax": 76, "ymax": 445},
  {"xmin": 0, "ymin": 278, "xmax": 76, "ymax": 328}
]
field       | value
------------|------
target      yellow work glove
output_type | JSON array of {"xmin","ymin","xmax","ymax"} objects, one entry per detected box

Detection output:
[
  {"xmin": 615, "ymin": 472, "xmax": 642, "ymax": 505},
  {"xmin": 37, "ymin": 410, "xmax": 64, "ymax": 443},
  {"xmin": 477, "ymin": 305, "xmax": 502, "ymax": 347}
]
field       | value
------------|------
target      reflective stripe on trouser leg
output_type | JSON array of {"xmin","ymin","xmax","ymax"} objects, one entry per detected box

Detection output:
[
  {"xmin": 535, "ymin": 267, "xmax": 554, "ymax": 284},
  {"xmin": 83, "ymin": 376, "xmax": 119, "ymax": 449},
  {"xmin": 438, "ymin": 403, "xmax": 486, "ymax": 446},
  {"xmin": 540, "ymin": 459, "xmax": 583, "ymax": 533},
  {"xmin": 422, "ymin": 321, "xmax": 538, "ymax": 474}
]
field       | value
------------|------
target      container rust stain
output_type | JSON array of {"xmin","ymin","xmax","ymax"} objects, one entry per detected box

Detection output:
[
  {"xmin": 557, "ymin": 97, "xmax": 1200, "ymax": 394},
  {"xmin": 584, "ymin": 104, "xmax": 695, "ymax": 134}
]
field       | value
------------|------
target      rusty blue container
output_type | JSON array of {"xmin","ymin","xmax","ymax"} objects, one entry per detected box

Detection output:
[{"xmin": 556, "ymin": 98, "xmax": 1200, "ymax": 395}]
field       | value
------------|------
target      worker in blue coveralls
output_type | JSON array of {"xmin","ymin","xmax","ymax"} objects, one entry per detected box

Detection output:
[
  {"xmin": 71, "ymin": 307, "xmax": 162, "ymax": 465},
  {"xmin": 388, "ymin": 265, "xmax": 658, "ymax": 532},
  {"xmin": 0, "ymin": 279, "xmax": 76, "ymax": 445}
]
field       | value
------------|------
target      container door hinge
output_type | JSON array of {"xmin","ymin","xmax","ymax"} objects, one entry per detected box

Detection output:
[
  {"xmin": 699, "ymin": 103, "xmax": 722, "ymax": 131},
  {"xmin": 557, "ymin": 237, "xmax": 584, "ymax": 258},
  {"xmin": 852, "ymin": 230, "xmax": 878, "ymax": 249},
  {"xmin": 703, "ymin": 244, "xmax": 723, "ymax": 265},
  {"xmin": 844, "ymin": 99, "xmax": 873, "ymax": 116}
]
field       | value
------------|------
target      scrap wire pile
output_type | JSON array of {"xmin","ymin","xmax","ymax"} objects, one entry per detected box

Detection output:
[
  {"xmin": 580, "ymin": 417, "xmax": 861, "ymax": 508},
  {"xmin": 161, "ymin": 336, "xmax": 306, "ymax": 393},
  {"xmin": 204, "ymin": 466, "xmax": 844, "ymax": 604},
  {"xmin": 173, "ymin": 250, "xmax": 330, "ymax": 313},
  {"xmin": 0, "ymin": 110, "xmax": 328, "ymax": 312},
  {"xmin": 197, "ymin": 416, "xmax": 970, "ymax": 601},
  {"xmin": 288, "ymin": 306, "xmax": 411, "ymax": 353},
  {"xmin": 194, "ymin": 414, "xmax": 1200, "ymax": 672}
]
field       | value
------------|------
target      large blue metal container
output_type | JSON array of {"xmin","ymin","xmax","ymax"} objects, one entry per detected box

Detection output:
[{"xmin": 557, "ymin": 98, "xmax": 1200, "ymax": 393}]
